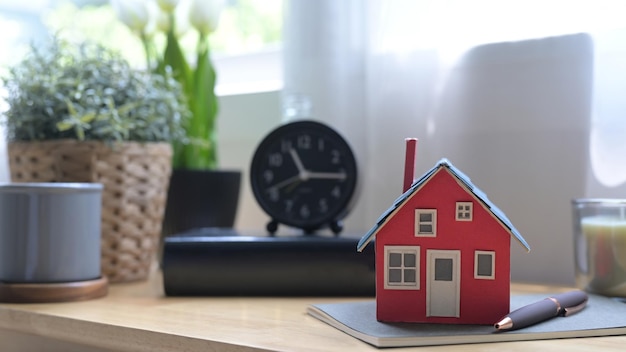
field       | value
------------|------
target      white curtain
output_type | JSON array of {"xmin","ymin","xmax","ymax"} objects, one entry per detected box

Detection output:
[{"xmin": 283, "ymin": 0, "xmax": 626, "ymax": 285}]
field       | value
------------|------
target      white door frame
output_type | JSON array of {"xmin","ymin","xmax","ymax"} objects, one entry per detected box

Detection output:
[{"xmin": 426, "ymin": 249, "xmax": 461, "ymax": 317}]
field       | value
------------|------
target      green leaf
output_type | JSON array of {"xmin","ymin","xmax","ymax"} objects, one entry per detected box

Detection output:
[
  {"xmin": 56, "ymin": 120, "xmax": 74, "ymax": 132},
  {"xmin": 65, "ymin": 98, "xmax": 78, "ymax": 116},
  {"xmin": 184, "ymin": 37, "xmax": 219, "ymax": 169},
  {"xmin": 162, "ymin": 30, "xmax": 192, "ymax": 98},
  {"xmin": 79, "ymin": 111, "xmax": 97, "ymax": 123},
  {"xmin": 159, "ymin": 21, "xmax": 198, "ymax": 169}
]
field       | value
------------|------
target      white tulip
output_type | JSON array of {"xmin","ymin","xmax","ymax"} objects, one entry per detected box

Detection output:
[
  {"xmin": 156, "ymin": 8, "xmax": 171, "ymax": 33},
  {"xmin": 157, "ymin": 0, "xmax": 180, "ymax": 13},
  {"xmin": 175, "ymin": 0, "xmax": 192, "ymax": 37},
  {"xmin": 143, "ymin": 1, "xmax": 161, "ymax": 39},
  {"xmin": 189, "ymin": 0, "xmax": 224, "ymax": 36},
  {"xmin": 157, "ymin": 0, "xmax": 191, "ymax": 37},
  {"xmin": 110, "ymin": 0, "xmax": 150, "ymax": 33}
]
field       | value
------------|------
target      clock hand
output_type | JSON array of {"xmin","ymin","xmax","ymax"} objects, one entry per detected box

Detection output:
[
  {"xmin": 285, "ymin": 180, "xmax": 302, "ymax": 194},
  {"xmin": 307, "ymin": 171, "xmax": 347, "ymax": 180},
  {"xmin": 267, "ymin": 175, "xmax": 302, "ymax": 191},
  {"xmin": 289, "ymin": 148, "xmax": 307, "ymax": 174}
]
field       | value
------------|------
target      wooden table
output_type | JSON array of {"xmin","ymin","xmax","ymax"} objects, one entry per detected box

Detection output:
[{"xmin": 1, "ymin": 272, "xmax": 625, "ymax": 352}]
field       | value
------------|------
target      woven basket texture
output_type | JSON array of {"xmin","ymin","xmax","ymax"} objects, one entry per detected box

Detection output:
[{"xmin": 8, "ymin": 140, "xmax": 172, "ymax": 283}]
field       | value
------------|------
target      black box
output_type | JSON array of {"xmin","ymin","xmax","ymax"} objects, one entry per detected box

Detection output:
[{"xmin": 162, "ymin": 228, "xmax": 376, "ymax": 296}]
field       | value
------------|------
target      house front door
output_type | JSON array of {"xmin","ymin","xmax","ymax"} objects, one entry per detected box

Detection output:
[{"xmin": 426, "ymin": 250, "xmax": 460, "ymax": 317}]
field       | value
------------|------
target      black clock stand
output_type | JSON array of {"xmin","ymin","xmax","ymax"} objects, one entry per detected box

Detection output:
[{"xmin": 266, "ymin": 219, "xmax": 344, "ymax": 236}]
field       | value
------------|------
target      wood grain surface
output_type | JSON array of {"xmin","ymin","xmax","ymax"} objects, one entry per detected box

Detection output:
[{"xmin": 0, "ymin": 270, "xmax": 624, "ymax": 352}]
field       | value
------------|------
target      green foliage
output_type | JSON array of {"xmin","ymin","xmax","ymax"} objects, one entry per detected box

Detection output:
[
  {"xmin": 158, "ymin": 15, "xmax": 219, "ymax": 170},
  {"xmin": 2, "ymin": 35, "xmax": 189, "ymax": 143},
  {"xmin": 40, "ymin": 1, "xmax": 283, "ymax": 170}
]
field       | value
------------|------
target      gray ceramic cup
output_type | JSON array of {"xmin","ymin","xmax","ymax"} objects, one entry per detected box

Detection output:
[{"xmin": 0, "ymin": 183, "xmax": 103, "ymax": 283}]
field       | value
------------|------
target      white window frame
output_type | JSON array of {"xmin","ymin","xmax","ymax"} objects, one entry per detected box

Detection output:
[
  {"xmin": 474, "ymin": 250, "xmax": 496, "ymax": 280},
  {"xmin": 455, "ymin": 202, "xmax": 473, "ymax": 221},
  {"xmin": 214, "ymin": 48, "xmax": 283, "ymax": 96},
  {"xmin": 415, "ymin": 209, "xmax": 437, "ymax": 237},
  {"xmin": 384, "ymin": 246, "xmax": 420, "ymax": 290}
]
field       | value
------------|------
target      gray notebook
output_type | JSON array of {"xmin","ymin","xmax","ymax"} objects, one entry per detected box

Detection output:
[{"xmin": 307, "ymin": 293, "xmax": 626, "ymax": 348}]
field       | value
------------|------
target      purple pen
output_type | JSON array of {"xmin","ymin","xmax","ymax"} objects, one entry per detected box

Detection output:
[{"xmin": 494, "ymin": 290, "xmax": 588, "ymax": 331}]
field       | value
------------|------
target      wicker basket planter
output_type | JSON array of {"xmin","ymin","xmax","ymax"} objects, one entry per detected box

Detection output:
[{"xmin": 7, "ymin": 140, "xmax": 172, "ymax": 283}]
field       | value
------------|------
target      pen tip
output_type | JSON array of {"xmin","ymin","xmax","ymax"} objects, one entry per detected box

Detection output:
[{"xmin": 494, "ymin": 317, "xmax": 513, "ymax": 330}]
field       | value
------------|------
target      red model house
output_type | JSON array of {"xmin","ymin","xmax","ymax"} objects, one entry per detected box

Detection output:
[{"xmin": 357, "ymin": 141, "xmax": 530, "ymax": 325}]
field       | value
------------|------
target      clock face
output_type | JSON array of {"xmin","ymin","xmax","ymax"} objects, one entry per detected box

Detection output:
[{"xmin": 250, "ymin": 120, "xmax": 358, "ymax": 233}]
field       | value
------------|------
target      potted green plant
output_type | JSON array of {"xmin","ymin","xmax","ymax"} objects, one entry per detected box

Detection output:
[
  {"xmin": 112, "ymin": 0, "xmax": 241, "ymax": 235},
  {"xmin": 1, "ymin": 35, "xmax": 189, "ymax": 283}
]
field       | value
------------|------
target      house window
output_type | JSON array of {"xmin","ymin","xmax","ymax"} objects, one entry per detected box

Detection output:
[
  {"xmin": 434, "ymin": 258, "xmax": 453, "ymax": 281},
  {"xmin": 384, "ymin": 246, "xmax": 420, "ymax": 290},
  {"xmin": 414, "ymin": 209, "xmax": 436, "ymax": 237},
  {"xmin": 474, "ymin": 251, "xmax": 495, "ymax": 279},
  {"xmin": 456, "ymin": 202, "xmax": 473, "ymax": 221}
]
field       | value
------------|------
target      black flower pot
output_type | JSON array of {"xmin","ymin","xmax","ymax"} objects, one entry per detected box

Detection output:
[{"xmin": 162, "ymin": 169, "xmax": 241, "ymax": 236}]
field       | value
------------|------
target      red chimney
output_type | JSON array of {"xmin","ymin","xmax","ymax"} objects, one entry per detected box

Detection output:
[{"xmin": 403, "ymin": 138, "xmax": 418, "ymax": 193}]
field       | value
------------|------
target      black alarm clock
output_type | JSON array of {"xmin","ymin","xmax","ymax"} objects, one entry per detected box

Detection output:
[{"xmin": 250, "ymin": 120, "xmax": 358, "ymax": 235}]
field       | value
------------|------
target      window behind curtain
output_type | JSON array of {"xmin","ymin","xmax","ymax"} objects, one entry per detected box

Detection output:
[{"xmin": 0, "ymin": 0, "xmax": 283, "ymax": 94}]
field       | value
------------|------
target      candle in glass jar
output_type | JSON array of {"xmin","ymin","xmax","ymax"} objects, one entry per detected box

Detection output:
[{"xmin": 581, "ymin": 216, "xmax": 626, "ymax": 294}]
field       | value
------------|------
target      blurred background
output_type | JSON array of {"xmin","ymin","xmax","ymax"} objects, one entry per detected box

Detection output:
[{"xmin": 2, "ymin": 0, "xmax": 626, "ymax": 286}]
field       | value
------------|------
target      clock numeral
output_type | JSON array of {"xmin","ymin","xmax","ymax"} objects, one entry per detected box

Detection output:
[
  {"xmin": 268, "ymin": 153, "xmax": 283, "ymax": 167},
  {"xmin": 281, "ymin": 139, "xmax": 292, "ymax": 153},
  {"xmin": 300, "ymin": 204, "xmax": 311, "ymax": 219},
  {"xmin": 319, "ymin": 198, "xmax": 329, "ymax": 213},
  {"xmin": 331, "ymin": 185, "xmax": 341, "ymax": 198},
  {"xmin": 285, "ymin": 200, "xmax": 294, "ymax": 212},
  {"xmin": 268, "ymin": 188, "xmax": 279, "ymax": 202},
  {"xmin": 297, "ymin": 134, "xmax": 312, "ymax": 149},
  {"xmin": 317, "ymin": 138, "xmax": 325, "ymax": 152},
  {"xmin": 263, "ymin": 170, "xmax": 274, "ymax": 184},
  {"xmin": 331, "ymin": 149, "xmax": 341, "ymax": 164}
]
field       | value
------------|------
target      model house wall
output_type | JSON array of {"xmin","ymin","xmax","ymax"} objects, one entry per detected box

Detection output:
[{"xmin": 358, "ymin": 159, "xmax": 530, "ymax": 324}]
